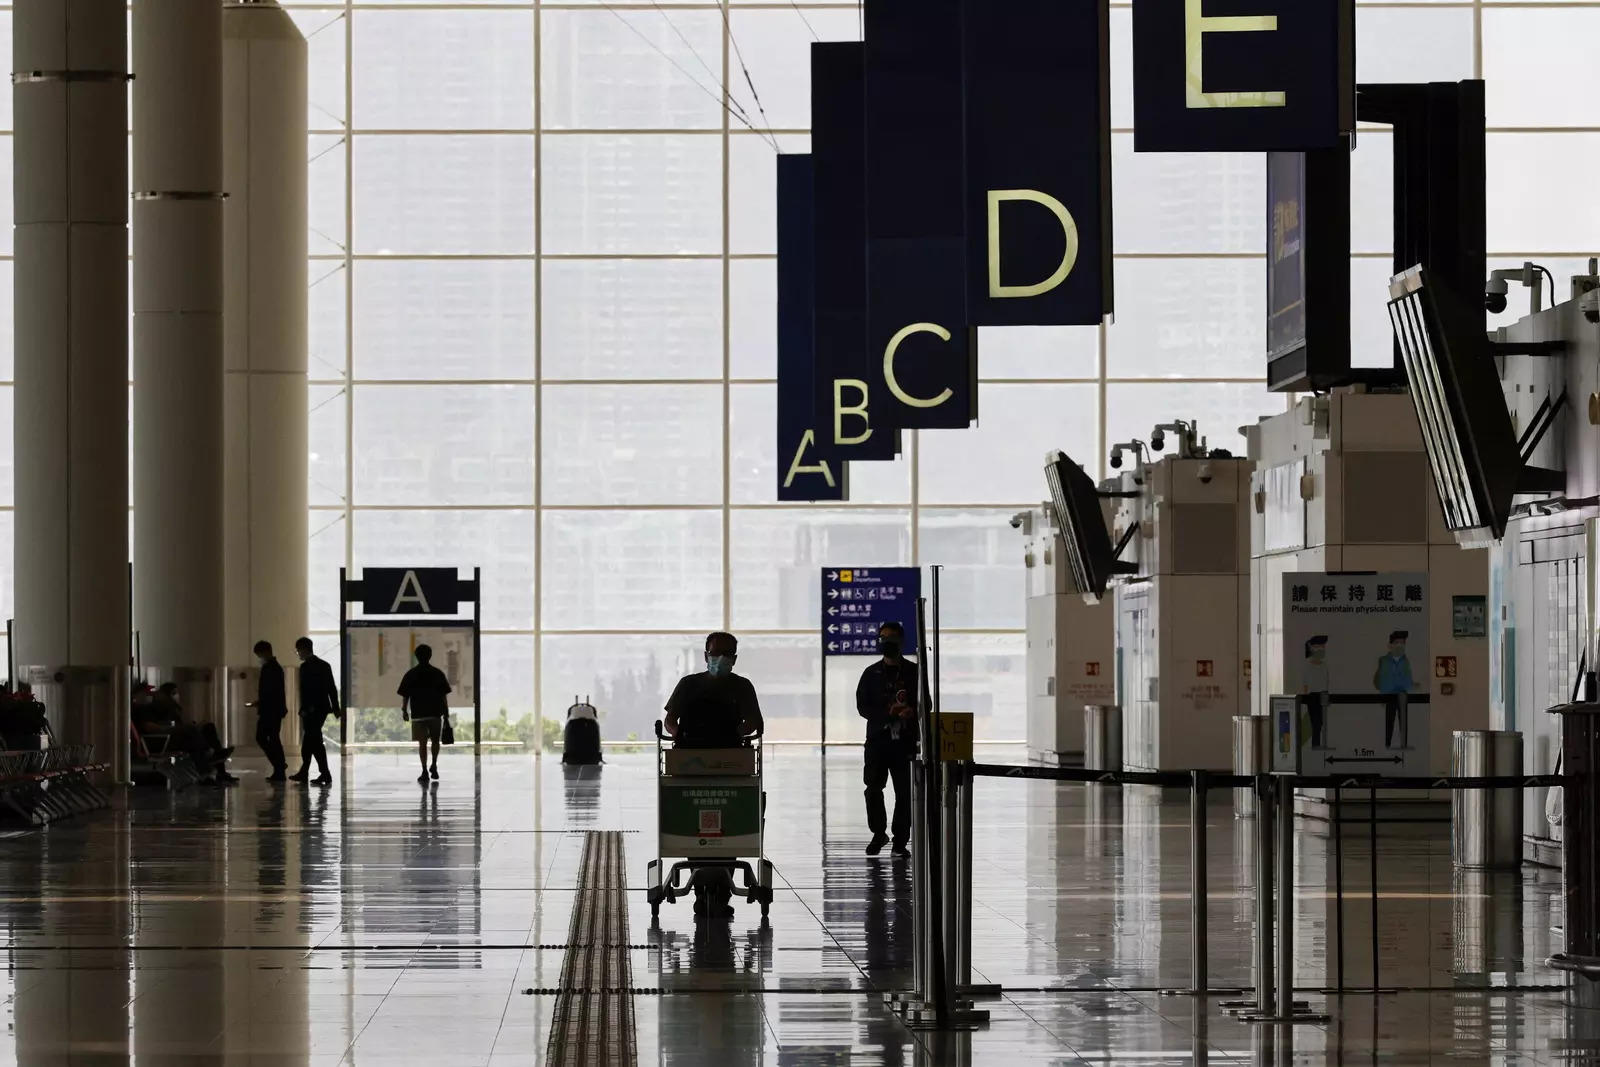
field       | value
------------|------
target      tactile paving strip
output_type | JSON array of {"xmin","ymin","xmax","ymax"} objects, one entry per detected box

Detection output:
[{"xmin": 544, "ymin": 830, "xmax": 637, "ymax": 1067}]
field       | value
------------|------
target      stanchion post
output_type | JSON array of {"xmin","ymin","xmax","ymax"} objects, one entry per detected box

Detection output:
[
  {"xmin": 911, "ymin": 759, "xmax": 928, "ymax": 1000},
  {"xmin": 942, "ymin": 758, "xmax": 961, "ymax": 1008},
  {"xmin": 1369, "ymin": 784, "xmax": 1380, "ymax": 994},
  {"xmin": 1191, "ymin": 769, "xmax": 1209, "ymax": 998},
  {"xmin": 1255, "ymin": 774, "xmax": 1276, "ymax": 1017},
  {"xmin": 1274, "ymin": 774, "xmax": 1296, "ymax": 1015},
  {"xmin": 1333, "ymin": 785, "xmax": 1345, "ymax": 993}
]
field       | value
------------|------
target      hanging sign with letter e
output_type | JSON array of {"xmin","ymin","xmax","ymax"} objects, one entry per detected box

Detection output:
[
  {"xmin": 864, "ymin": 0, "xmax": 977, "ymax": 429},
  {"xmin": 776, "ymin": 154, "xmax": 847, "ymax": 501},
  {"xmin": 1132, "ymin": 0, "xmax": 1355, "ymax": 153},
  {"xmin": 961, "ymin": 0, "xmax": 1114, "ymax": 326},
  {"xmin": 811, "ymin": 42, "xmax": 899, "ymax": 462}
]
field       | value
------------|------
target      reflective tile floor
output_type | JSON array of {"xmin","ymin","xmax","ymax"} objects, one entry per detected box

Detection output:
[{"xmin": 0, "ymin": 747, "xmax": 1594, "ymax": 1064}]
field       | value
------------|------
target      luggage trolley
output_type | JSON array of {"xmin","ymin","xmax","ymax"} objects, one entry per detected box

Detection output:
[{"xmin": 646, "ymin": 720, "xmax": 774, "ymax": 921}]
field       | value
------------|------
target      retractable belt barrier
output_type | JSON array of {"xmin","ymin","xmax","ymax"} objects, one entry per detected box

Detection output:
[{"xmin": 894, "ymin": 759, "xmax": 1574, "ymax": 1031}]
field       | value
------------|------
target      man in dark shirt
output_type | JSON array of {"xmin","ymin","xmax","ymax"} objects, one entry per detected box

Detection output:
[
  {"xmin": 253, "ymin": 640, "xmax": 289, "ymax": 782},
  {"xmin": 399, "ymin": 643, "xmax": 453, "ymax": 785},
  {"xmin": 290, "ymin": 636, "xmax": 341, "ymax": 786},
  {"xmin": 664, "ymin": 632, "xmax": 764, "ymax": 747},
  {"xmin": 664, "ymin": 632, "xmax": 764, "ymax": 920},
  {"xmin": 857, "ymin": 621, "xmax": 918, "ymax": 857}
]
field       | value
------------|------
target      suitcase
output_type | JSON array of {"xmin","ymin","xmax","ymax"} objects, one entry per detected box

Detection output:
[{"xmin": 562, "ymin": 697, "xmax": 603, "ymax": 765}]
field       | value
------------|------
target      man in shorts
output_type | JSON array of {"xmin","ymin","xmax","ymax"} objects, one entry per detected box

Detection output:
[{"xmin": 399, "ymin": 644, "xmax": 452, "ymax": 784}]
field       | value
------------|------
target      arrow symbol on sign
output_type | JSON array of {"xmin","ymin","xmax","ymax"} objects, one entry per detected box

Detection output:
[
  {"xmin": 827, "ymin": 625, "xmax": 838, "ymax": 634},
  {"xmin": 826, "ymin": 571, "xmax": 838, "ymax": 581},
  {"xmin": 827, "ymin": 607, "xmax": 838, "ymax": 616},
  {"xmin": 827, "ymin": 589, "xmax": 838, "ymax": 599},
  {"xmin": 827, "ymin": 641, "xmax": 838, "ymax": 652}
]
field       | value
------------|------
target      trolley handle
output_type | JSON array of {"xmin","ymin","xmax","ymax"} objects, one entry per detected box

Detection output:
[{"xmin": 654, "ymin": 718, "xmax": 763, "ymax": 742}]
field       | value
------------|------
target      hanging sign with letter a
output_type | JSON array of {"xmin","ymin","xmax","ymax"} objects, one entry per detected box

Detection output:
[
  {"xmin": 961, "ymin": 0, "xmax": 1113, "ymax": 327},
  {"xmin": 776, "ymin": 154, "xmax": 847, "ymax": 501},
  {"xmin": 1132, "ymin": 0, "xmax": 1354, "ymax": 153},
  {"xmin": 811, "ymin": 42, "xmax": 899, "ymax": 462},
  {"xmin": 864, "ymin": 0, "xmax": 977, "ymax": 429},
  {"xmin": 360, "ymin": 568, "xmax": 460, "ymax": 616}
]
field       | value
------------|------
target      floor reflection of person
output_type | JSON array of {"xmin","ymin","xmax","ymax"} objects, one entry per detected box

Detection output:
[{"xmin": 860, "ymin": 861, "xmax": 913, "ymax": 1064}]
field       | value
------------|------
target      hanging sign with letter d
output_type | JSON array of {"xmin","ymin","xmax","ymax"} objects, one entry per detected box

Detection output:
[{"xmin": 962, "ymin": 0, "xmax": 1113, "ymax": 326}]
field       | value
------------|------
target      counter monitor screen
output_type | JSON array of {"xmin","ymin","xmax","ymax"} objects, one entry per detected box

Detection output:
[
  {"xmin": 1386, "ymin": 264, "xmax": 1521, "ymax": 541},
  {"xmin": 1044, "ymin": 450, "xmax": 1117, "ymax": 600}
]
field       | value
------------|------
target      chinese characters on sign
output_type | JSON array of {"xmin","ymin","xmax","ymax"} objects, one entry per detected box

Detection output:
[{"xmin": 821, "ymin": 567, "xmax": 921, "ymax": 657}]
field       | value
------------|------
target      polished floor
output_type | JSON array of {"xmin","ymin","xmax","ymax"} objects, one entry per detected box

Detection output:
[{"xmin": 0, "ymin": 746, "xmax": 1593, "ymax": 1064}]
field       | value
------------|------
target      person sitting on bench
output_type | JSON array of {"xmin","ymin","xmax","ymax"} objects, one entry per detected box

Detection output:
[{"xmin": 135, "ymin": 683, "xmax": 236, "ymax": 785}]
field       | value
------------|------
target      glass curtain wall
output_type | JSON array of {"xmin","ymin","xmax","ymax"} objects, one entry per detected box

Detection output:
[{"xmin": 0, "ymin": 3, "xmax": 1594, "ymax": 744}]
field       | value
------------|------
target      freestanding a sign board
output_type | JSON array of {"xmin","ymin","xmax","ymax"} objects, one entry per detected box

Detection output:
[
  {"xmin": 340, "ymin": 567, "xmax": 482, "ymax": 751},
  {"xmin": 1281, "ymin": 572, "xmax": 1430, "ymax": 776},
  {"xmin": 820, "ymin": 567, "xmax": 921, "ymax": 657}
]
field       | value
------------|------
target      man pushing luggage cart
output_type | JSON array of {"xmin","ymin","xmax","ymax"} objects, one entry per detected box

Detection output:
[{"xmin": 647, "ymin": 632, "xmax": 773, "ymax": 922}]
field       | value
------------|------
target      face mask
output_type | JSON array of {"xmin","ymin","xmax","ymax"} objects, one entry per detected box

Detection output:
[
  {"xmin": 706, "ymin": 655, "xmax": 732, "ymax": 677},
  {"xmin": 879, "ymin": 639, "xmax": 902, "ymax": 658}
]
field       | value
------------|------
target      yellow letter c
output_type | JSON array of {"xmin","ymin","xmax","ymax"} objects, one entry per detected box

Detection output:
[{"xmin": 883, "ymin": 322, "xmax": 954, "ymax": 409}]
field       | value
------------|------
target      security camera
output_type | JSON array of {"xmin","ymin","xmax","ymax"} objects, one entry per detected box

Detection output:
[
  {"xmin": 1008, "ymin": 512, "xmax": 1027, "ymax": 531},
  {"xmin": 1485, "ymin": 277, "xmax": 1509, "ymax": 314},
  {"xmin": 1197, "ymin": 462, "xmax": 1214, "ymax": 484},
  {"xmin": 1109, "ymin": 448, "xmax": 1123, "ymax": 470},
  {"xmin": 1150, "ymin": 429, "xmax": 1166, "ymax": 452}
]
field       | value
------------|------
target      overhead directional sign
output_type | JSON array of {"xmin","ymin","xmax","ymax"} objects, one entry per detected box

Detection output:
[
  {"xmin": 1132, "ymin": 0, "xmax": 1354, "ymax": 153},
  {"xmin": 821, "ymin": 567, "xmax": 921, "ymax": 657},
  {"xmin": 865, "ymin": 0, "xmax": 977, "ymax": 429},
  {"xmin": 776, "ymin": 153, "xmax": 847, "ymax": 501},
  {"xmin": 962, "ymin": 0, "xmax": 1113, "ymax": 325},
  {"xmin": 811, "ymin": 42, "xmax": 899, "ymax": 462}
]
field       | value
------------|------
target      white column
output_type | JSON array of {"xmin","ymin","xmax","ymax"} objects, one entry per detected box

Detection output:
[
  {"xmin": 13, "ymin": 0, "xmax": 132, "ymax": 771},
  {"xmin": 131, "ymin": 0, "xmax": 226, "ymax": 681},
  {"xmin": 222, "ymin": 1, "xmax": 308, "ymax": 744}
]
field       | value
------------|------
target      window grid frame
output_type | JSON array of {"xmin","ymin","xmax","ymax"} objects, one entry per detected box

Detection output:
[{"xmin": 272, "ymin": 0, "xmax": 1570, "ymax": 741}]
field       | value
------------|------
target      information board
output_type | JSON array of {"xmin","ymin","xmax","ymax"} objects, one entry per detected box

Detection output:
[
  {"xmin": 821, "ymin": 567, "xmax": 921, "ymax": 657},
  {"xmin": 346, "ymin": 622, "xmax": 476, "ymax": 710},
  {"xmin": 1281, "ymin": 572, "xmax": 1430, "ymax": 776}
]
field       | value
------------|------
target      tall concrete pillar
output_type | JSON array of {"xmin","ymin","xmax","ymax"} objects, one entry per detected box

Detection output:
[
  {"xmin": 131, "ymin": 0, "xmax": 226, "ymax": 714},
  {"xmin": 222, "ymin": 1, "xmax": 308, "ymax": 748},
  {"xmin": 13, "ymin": 0, "xmax": 132, "ymax": 776}
]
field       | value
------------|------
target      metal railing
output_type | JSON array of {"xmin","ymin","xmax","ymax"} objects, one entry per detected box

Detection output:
[{"xmin": 891, "ymin": 758, "xmax": 1571, "ymax": 1029}]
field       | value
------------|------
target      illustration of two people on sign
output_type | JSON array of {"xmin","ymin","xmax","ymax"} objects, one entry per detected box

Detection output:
[{"xmin": 1298, "ymin": 631, "xmax": 1415, "ymax": 751}]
